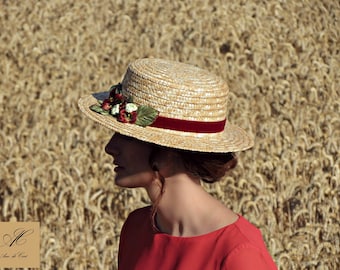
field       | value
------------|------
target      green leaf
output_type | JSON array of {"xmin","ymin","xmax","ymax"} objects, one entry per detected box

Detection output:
[
  {"xmin": 135, "ymin": 105, "xmax": 159, "ymax": 127},
  {"xmin": 90, "ymin": 104, "xmax": 102, "ymax": 112},
  {"xmin": 90, "ymin": 105, "xmax": 110, "ymax": 115}
]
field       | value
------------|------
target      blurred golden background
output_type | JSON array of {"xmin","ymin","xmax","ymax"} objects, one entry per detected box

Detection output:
[{"xmin": 0, "ymin": 0, "xmax": 339, "ymax": 269}]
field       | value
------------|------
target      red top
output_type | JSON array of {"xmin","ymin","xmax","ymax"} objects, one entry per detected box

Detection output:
[{"xmin": 118, "ymin": 206, "xmax": 277, "ymax": 270}]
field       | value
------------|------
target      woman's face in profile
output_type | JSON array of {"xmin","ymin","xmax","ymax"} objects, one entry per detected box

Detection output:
[{"xmin": 105, "ymin": 133, "xmax": 155, "ymax": 188}]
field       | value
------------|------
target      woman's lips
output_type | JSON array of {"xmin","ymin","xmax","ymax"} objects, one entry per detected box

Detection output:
[{"xmin": 114, "ymin": 165, "xmax": 124, "ymax": 172}]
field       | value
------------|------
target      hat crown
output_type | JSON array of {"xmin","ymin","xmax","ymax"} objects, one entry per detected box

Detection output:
[{"xmin": 122, "ymin": 58, "xmax": 229, "ymax": 122}]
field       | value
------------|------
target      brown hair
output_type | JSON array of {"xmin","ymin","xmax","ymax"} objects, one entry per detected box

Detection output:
[
  {"xmin": 177, "ymin": 149, "xmax": 237, "ymax": 183},
  {"xmin": 149, "ymin": 145, "xmax": 237, "ymax": 183}
]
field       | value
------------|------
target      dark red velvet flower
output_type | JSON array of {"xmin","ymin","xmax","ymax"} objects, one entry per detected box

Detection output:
[
  {"xmin": 129, "ymin": 111, "xmax": 137, "ymax": 124},
  {"xmin": 114, "ymin": 93, "xmax": 124, "ymax": 102},
  {"xmin": 118, "ymin": 109, "xmax": 128, "ymax": 123},
  {"xmin": 101, "ymin": 98, "xmax": 112, "ymax": 111}
]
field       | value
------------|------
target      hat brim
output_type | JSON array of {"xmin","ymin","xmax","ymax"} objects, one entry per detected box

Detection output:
[{"xmin": 78, "ymin": 93, "xmax": 254, "ymax": 153}]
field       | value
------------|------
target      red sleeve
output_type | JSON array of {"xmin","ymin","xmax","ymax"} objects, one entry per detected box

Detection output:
[
  {"xmin": 223, "ymin": 245, "xmax": 277, "ymax": 270},
  {"xmin": 118, "ymin": 220, "xmax": 128, "ymax": 266}
]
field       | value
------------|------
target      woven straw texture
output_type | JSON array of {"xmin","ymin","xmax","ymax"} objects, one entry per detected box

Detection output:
[
  {"xmin": 79, "ymin": 58, "xmax": 254, "ymax": 152},
  {"xmin": 1, "ymin": 0, "xmax": 339, "ymax": 269},
  {"xmin": 122, "ymin": 58, "xmax": 228, "ymax": 121}
]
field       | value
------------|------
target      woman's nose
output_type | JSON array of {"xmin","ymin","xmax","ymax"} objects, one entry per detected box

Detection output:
[{"xmin": 105, "ymin": 134, "xmax": 119, "ymax": 156}]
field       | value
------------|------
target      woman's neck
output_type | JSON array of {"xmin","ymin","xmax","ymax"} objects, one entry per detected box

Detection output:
[{"xmin": 146, "ymin": 173, "xmax": 238, "ymax": 237}]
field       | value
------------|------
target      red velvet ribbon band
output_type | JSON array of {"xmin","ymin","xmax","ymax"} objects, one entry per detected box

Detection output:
[{"xmin": 150, "ymin": 116, "xmax": 226, "ymax": 133}]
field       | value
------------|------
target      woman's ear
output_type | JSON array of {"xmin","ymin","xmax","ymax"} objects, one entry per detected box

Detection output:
[{"xmin": 150, "ymin": 148, "xmax": 184, "ymax": 178}]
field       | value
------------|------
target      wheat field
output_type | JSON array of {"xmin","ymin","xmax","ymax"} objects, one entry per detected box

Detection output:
[{"xmin": 0, "ymin": 0, "xmax": 339, "ymax": 269}]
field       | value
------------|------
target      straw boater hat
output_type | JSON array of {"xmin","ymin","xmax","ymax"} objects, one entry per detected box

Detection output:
[{"xmin": 78, "ymin": 58, "xmax": 254, "ymax": 153}]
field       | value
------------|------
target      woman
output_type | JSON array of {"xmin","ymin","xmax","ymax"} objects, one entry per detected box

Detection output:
[{"xmin": 78, "ymin": 58, "xmax": 277, "ymax": 269}]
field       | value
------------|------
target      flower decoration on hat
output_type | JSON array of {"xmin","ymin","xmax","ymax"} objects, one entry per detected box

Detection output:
[{"xmin": 90, "ymin": 83, "xmax": 159, "ymax": 127}]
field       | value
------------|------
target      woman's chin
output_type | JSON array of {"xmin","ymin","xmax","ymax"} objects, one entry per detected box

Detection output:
[
  {"xmin": 114, "ymin": 171, "xmax": 155, "ymax": 188},
  {"xmin": 114, "ymin": 179, "xmax": 140, "ymax": 188},
  {"xmin": 114, "ymin": 175, "xmax": 136, "ymax": 188}
]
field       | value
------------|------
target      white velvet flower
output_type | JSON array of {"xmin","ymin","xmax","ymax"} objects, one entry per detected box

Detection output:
[
  {"xmin": 125, "ymin": 103, "xmax": 138, "ymax": 113},
  {"xmin": 111, "ymin": 104, "xmax": 120, "ymax": 115}
]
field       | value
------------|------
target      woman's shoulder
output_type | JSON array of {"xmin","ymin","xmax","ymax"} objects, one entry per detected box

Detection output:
[
  {"xmin": 222, "ymin": 216, "xmax": 278, "ymax": 269},
  {"xmin": 231, "ymin": 216, "xmax": 266, "ymax": 245},
  {"xmin": 124, "ymin": 205, "xmax": 152, "ymax": 225},
  {"xmin": 120, "ymin": 206, "xmax": 154, "ymax": 240}
]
